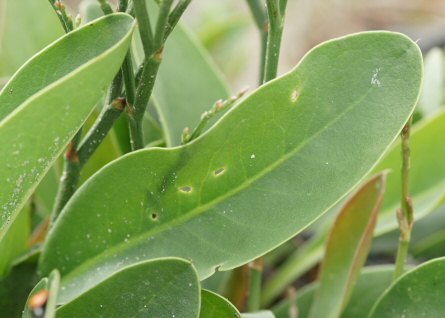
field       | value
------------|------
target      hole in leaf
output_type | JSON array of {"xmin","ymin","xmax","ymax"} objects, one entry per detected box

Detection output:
[
  {"xmin": 150, "ymin": 212, "xmax": 159, "ymax": 221},
  {"xmin": 179, "ymin": 185, "xmax": 192, "ymax": 193},
  {"xmin": 214, "ymin": 168, "xmax": 226, "ymax": 176},
  {"xmin": 291, "ymin": 89, "xmax": 299, "ymax": 103}
]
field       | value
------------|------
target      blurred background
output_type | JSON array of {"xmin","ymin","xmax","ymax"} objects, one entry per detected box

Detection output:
[{"xmin": 61, "ymin": 0, "xmax": 445, "ymax": 90}]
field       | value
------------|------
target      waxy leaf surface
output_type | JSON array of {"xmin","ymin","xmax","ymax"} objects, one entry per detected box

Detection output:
[
  {"xmin": 40, "ymin": 32, "xmax": 422, "ymax": 303},
  {"xmin": 0, "ymin": 14, "xmax": 135, "ymax": 239},
  {"xmin": 57, "ymin": 258, "xmax": 200, "ymax": 318}
]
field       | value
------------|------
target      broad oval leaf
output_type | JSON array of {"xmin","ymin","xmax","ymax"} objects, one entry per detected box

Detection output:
[
  {"xmin": 23, "ymin": 269, "xmax": 59, "ymax": 318},
  {"xmin": 273, "ymin": 266, "xmax": 395, "ymax": 318},
  {"xmin": 368, "ymin": 258, "xmax": 445, "ymax": 318},
  {"xmin": 0, "ymin": 13, "xmax": 135, "ymax": 239},
  {"xmin": 57, "ymin": 258, "xmax": 200, "ymax": 318},
  {"xmin": 200, "ymin": 289, "xmax": 241, "ymax": 318},
  {"xmin": 40, "ymin": 32, "xmax": 422, "ymax": 303},
  {"xmin": 308, "ymin": 173, "xmax": 387, "ymax": 318}
]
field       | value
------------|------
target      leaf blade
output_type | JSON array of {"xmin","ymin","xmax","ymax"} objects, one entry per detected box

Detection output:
[
  {"xmin": 40, "ymin": 31, "xmax": 422, "ymax": 304},
  {"xmin": 0, "ymin": 13, "xmax": 135, "ymax": 239},
  {"xmin": 56, "ymin": 258, "xmax": 200, "ymax": 318},
  {"xmin": 308, "ymin": 173, "xmax": 387, "ymax": 318}
]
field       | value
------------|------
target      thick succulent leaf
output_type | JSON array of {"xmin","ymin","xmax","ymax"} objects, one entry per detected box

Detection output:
[
  {"xmin": 0, "ymin": 261, "xmax": 37, "ymax": 318},
  {"xmin": 0, "ymin": 202, "xmax": 30, "ymax": 276},
  {"xmin": 40, "ymin": 32, "xmax": 422, "ymax": 303},
  {"xmin": 0, "ymin": 0, "xmax": 63, "ymax": 76},
  {"xmin": 0, "ymin": 14, "xmax": 135, "ymax": 239},
  {"xmin": 133, "ymin": 0, "xmax": 229, "ymax": 147},
  {"xmin": 308, "ymin": 174, "xmax": 387, "ymax": 318},
  {"xmin": 57, "ymin": 258, "xmax": 200, "ymax": 318},
  {"xmin": 273, "ymin": 266, "xmax": 394, "ymax": 318},
  {"xmin": 23, "ymin": 269, "xmax": 59, "ymax": 318},
  {"xmin": 200, "ymin": 289, "xmax": 241, "ymax": 318},
  {"xmin": 368, "ymin": 258, "xmax": 445, "ymax": 318},
  {"xmin": 372, "ymin": 109, "xmax": 445, "ymax": 235}
]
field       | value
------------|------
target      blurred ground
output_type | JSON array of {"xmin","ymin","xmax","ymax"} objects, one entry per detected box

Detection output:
[{"xmin": 66, "ymin": 0, "xmax": 445, "ymax": 90}]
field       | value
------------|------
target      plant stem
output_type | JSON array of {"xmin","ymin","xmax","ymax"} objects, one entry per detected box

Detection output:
[
  {"xmin": 97, "ymin": 0, "xmax": 113, "ymax": 15},
  {"xmin": 133, "ymin": 0, "xmax": 154, "ymax": 56},
  {"xmin": 245, "ymin": 0, "xmax": 268, "ymax": 84},
  {"xmin": 129, "ymin": 0, "xmax": 191, "ymax": 150},
  {"xmin": 50, "ymin": 73, "xmax": 124, "ymax": 224},
  {"xmin": 128, "ymin": 54, "xmax": 162, "ymax": 150},
  {"xmin": 263, "ymin": 0, "xmax": 287, "ymax": 83},
  {"xmin": 182, "ymin": 88, "xmax": 248, "ymax": 144},
  {"xmin": 48, "ymin": 0, "xmax": 74, "ymax": 33},
  {"xmin": 394, "ymin": 116, "xmax": 414, "ymax": 281},
  {"xmin": 164, "ymin": 0, "xmax": 192, "ymax": 40}
]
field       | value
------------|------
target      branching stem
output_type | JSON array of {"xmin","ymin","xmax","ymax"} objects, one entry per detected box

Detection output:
[{"xmin": 394, "ymin": 116, "xmax": 414, "ymax": 281}]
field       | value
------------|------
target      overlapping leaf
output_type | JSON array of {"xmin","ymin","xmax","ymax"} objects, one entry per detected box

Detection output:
[
  {"xmin": 57, "ymin": 258, "xmax": 200, "ymax": 318},
  {"xmin": 200, "ymin": 289, "xmax": 241, "ymax": 318},
  {"xmin": 369, "ymin": 258, "xmax": 445, "ymax": 317},
  {"xmin": 308, "ymin": 173, "xmax": 387, "ymax": 318},
  {"xmin": 0, "ymin": 13, "xmax": 135, "ymax": 239},
  {"xmin": 40, "ymin": 32, "xmax": 422, "ymax": 303}
]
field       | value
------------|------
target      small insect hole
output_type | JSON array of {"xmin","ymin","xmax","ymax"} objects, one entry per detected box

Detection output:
[
  {"xmin": 179, "ymin": 185, "xmax": 192, "ymax": 193},
  {"xmin": 291, "ymin": 89, "xmax": 299, "ymax": 103},
  {"xmin": 150, "ymin": 212, "xmax": 159, "ymax": 221},
  {"xmin": 214, "ymin": 168, "xmax": 226, "ymax": 177}
]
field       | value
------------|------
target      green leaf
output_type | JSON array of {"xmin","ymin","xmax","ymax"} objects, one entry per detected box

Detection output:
[
  {"xmin": 23, "ymin": 269, "xmax": 59, "ymax": 318},
  {"xmin": 133, "ymin": 0, "xmax": 230, "ymax": 147},
  {"xmin": 0, "ymin": 202, "xmax": 30, "ymax": 276},
  {"xmin": 242, "ymin": 311, "xmax": 276, "ymax": 318},
  {"xmin": 57, "ymin": 258, "xmax": 200, "ymax": 318},
  {"xmin": 373, "ymin": 109, "xmax": 445, "ymax": 235},
  {"xmin": 266, "ymin": 108, "xmax": 445, "ymax": 302},
  {"xmin": 272, "ymin": 266, "xmax": 394, "ymax": 318},
  {"xmin": 40, "ymin": 32, "xmax": 422, "ymax": 303},
  {"xmin": 0, "ymin": 13, "xmax": 135, "ymax": 240},
  {"xmin": 200, "ymin": 289, "xmax": 241, "ymax": 318},
  {"xmin": 308, "ymin": 173, "xmax": 387, "ymax": 318},
  {"xmin": 0, "ymin": 0, "xmax": 64, "ymax": 76},
  {"xmin": 368, "ymin": 258, "xmax": 445, "ymax": 318}
]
